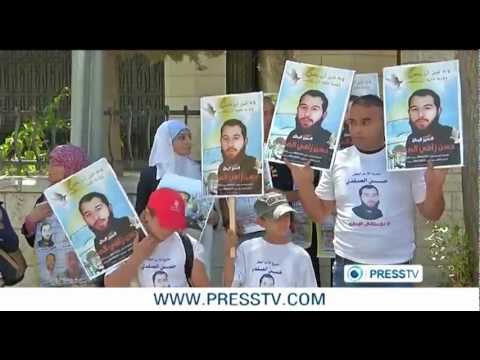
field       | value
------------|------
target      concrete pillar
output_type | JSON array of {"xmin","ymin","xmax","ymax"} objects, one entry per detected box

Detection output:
[{"xmin": 70, "ymin": 50, "xmax": 107, "ymax": 162}]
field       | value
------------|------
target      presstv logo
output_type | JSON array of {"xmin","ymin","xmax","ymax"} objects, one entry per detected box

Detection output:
[
  {"xmin": 345, "ymin": 266, "xmax": 364, "ymax": 282},
  {"xmin": 345, "ymin": 265, "xmax": 423, "ymax": 283}
]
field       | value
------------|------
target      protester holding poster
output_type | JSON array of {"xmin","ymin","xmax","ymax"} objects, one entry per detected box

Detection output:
[
  {"xmin": 384, "ymin": 60, "xmax": 463, "ymax": 170},
  {"xmin": 286, "ymin": 95, "xmax": 448, "ymax": 287},
  {"xmin": 202, "ymin": 92, "xmax": 264, "ymax": 197},
  {"xmin": 105, "ymin": 188, "xmax": 209, "ymax": 287},
  {"xmin": 21, "ymin": 145, "xmax": 102, "ymax": 287},
  {"xmin": 266, "ymin": 61, "xmax": 355, "ymax": 171}
]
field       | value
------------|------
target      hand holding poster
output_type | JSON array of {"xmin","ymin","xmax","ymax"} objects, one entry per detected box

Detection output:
[
  {"xmin": 201, "ymin": 92, "xmax": 264, "ymax": 197},
  {"xmin": 157, "ymin": 173, "xmax": 214, "ymax": 239},
  {"xmin": 266, "ymin": 61, "xmax": 355, "ymax": 171},
  {"xmin": 384, "ymin": 60, "xmax": 463, "ymax": 171},
  {"xmin": 44, "ymin": 158, "xmax": 146, "ymax": 279}
]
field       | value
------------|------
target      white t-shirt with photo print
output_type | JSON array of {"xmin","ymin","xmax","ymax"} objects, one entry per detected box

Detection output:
[
  {"xmin": 136, "ymin": 233, "xmax": 205, "ymax": 287},
  {"xmin": 315, "ymin": 146, "xmax": 426, "ymax": 264},
  {"xmin": 232, "ymin": 237, "xmax": 317, "ymax": 287}
]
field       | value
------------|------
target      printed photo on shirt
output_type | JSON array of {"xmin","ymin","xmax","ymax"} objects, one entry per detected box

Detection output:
[
  {"xmin": 152, "ymin": 270, "xmax": 171, "ymax": 288},
  {"xmin": 201, "ymin": 92, "xmax": 264, "ymax": 197},
  {"xmin": 384, "ymin": 60, "xmax": 463, "ymax": 171},
  {"xmin": 259, "ymin": 273, "xmax": 275, "ymax": 287},
  {"xmin": 251, "ymin": 259, "xmax": 283, "ymax": 287},
  {"xmin": 266, "ymin": 61, "xmax": 355, "ymax": 171},
  {"xmin": 352, "ymin": 185, "xmax": 384, "ymax": 220},
  {"xmin": 44, "ymin": 158, "xmax": 147, "ymax": 280}
]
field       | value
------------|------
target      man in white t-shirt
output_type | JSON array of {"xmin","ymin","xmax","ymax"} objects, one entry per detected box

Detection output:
[
  {"xmin": 224, "ymin": 192, "xmax": 317, "ymax": 288},
  {"xmin": 286, "ymin": 95, "xmax": 448, "ymax": 287},
  {"xmin": 105, "ymin": 188, "xmax": 210, "ymax": 287}
]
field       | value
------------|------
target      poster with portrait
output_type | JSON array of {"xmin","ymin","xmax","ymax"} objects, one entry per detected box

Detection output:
[
  {"xmin": 384, "ymin": 60, "xmax": 463, "ymax": 171},
  {"xmin": 266, "ymin": 60, "xmax": 355, "ymax": 171},
  {"xmin": 339, "ymin": 73, "xmax": 380, "ymax": 150},
  {"xmin": 34, "ymin": 214, "xmax": 98, "ymax": 287},
  {"xmin": 157, "ymin": 173, "xmax": 214, "ymax": 240},
  {"xmin": 201, "ymin": 92, "xmax": 264, "ymax": 198},
  {"xmin": 44, "ymin": 158, "xmax": 146, "ymax": 280}
]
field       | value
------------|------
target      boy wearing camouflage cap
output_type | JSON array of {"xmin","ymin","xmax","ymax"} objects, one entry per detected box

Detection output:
[{"xmin": 224, "ymin": 192, "xmax": 317, "ymax": 287}]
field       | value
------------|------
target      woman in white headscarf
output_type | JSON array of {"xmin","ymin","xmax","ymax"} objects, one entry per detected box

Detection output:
[{"xmin": 136, "ymin": 119, "xmax": 201, "ymax": 215}]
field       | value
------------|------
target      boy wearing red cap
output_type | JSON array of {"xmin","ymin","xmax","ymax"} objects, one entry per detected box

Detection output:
[{"xmin": 105, "ymin": 188, "xmax": 209, "ymax": 287}]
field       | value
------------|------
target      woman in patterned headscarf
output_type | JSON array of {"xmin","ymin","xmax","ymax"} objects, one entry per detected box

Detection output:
[
  {"xmin": 21, "ymin": 145, "xmax": 102, "ymax": 287},
  {"xmin": 47, "ymin": 144, "xmax": 90, "ymax": 182}
]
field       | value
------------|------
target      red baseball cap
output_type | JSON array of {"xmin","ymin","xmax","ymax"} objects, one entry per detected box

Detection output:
[{"xmin": 147, "ymin": 188, "xmax": 187, "ymax": 231}]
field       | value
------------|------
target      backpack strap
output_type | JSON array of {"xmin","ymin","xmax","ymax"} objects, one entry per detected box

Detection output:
[
  {"xmin": 0, "ymin": 248, "xmax": 26, "ymax": 286},
  {"xmin": 178, "ymin": 232, "xmax": 194, "ymax": 287},
  {"xmin": 0, "ymin": 202, "xmax": 19, "ymax": 252}
]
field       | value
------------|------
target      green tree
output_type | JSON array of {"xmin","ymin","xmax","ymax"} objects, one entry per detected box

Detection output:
[{"xmin": 0, "ymin": 87, "xmax": 71, "ymax": 176}]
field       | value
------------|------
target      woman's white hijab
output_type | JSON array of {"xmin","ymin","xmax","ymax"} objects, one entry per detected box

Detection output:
[{"xmin": 148, "ymin": 119, "xmax": 201, "ymax": 180}]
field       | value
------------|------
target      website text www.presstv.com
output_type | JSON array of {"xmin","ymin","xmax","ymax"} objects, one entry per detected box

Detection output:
[{"xmin": 153, "ymin": 291, "xmax": 326, "ymax": 307}]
